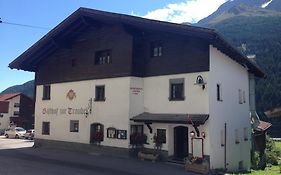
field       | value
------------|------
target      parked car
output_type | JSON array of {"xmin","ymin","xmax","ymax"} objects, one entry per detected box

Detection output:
[
  {"xmin": 0, "ymin": 129, "xmax": 5, "ymax": 136},
  {"xmin": 24, "ymin": 129, "xmax": 35, "ymax": 140},
  {"xmin": 5, "ymin": 127, "xmax": 26, "ymax": 139}
]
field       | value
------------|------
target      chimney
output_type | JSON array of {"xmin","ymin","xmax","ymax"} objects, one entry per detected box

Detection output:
[
  {"xmin": 247, "ymin": 54, "xmax": 256, "ymax": 64},
  {"xmin": 247, "ymin": 55, "xmax": 260, "ymax": 129}
]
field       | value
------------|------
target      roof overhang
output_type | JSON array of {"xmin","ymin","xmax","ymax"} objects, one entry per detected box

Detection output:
[
  {"xmin": 9, "ymin": 7, "xmax": 265, "ymax": 78},
  {"xmin": 255, "ymin": 120, "xmax": 272, "ymax": 131},
  {"xmin": 131, "ymin": 112, "xmax": 209, "ymax": 125}
]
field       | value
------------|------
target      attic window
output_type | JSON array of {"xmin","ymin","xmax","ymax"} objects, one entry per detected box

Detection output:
[
  {"xmin": 95, "ymin": 50, "xmax": 111, "ymax": 65},
  {"xmin": 43, "ymin": 85, "xmax": 51, "ymax": 100},
  {"xmin": 71, "ymin": 59, "xmax": 76, "ymax": 67},
  {"xmin": 151, "ymin": 42, "xmax": 162, "ymax": 57}
]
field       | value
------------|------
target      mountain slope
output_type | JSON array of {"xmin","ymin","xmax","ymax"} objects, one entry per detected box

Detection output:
[
  {"xmin": 1, "ymin": 80, "xmax": 34, "ymax": 99},
  {"xmin": 197, "ymin": 1, "xmax": 281, "ymax": 111},
  {"xmin": 198, "ymin": 0, "xmax": 280, "ymax": 25}
]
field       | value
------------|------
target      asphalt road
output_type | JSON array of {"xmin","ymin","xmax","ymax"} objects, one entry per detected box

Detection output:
[{"xmin": 0, "ymin": 137, "xmax": 198, "ymax": 175}]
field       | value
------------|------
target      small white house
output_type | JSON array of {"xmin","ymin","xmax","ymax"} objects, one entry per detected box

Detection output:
[
  {"xmin": 0, "ymin": 93, "xmax": 34, "ymax": 130},
  {"xmin": 9, "ymin": 8, "xmax": 264, "ymax": 172}
]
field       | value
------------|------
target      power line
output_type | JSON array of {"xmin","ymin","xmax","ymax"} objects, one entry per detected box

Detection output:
[{"xmin": 0, "ymin": 18, "xmax": 50, "ymax": 30}]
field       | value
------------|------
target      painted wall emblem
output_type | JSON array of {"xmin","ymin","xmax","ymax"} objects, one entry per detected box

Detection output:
[{"xmin": 66, "ymin": 89, "xmax": 76, "ymax": 100}]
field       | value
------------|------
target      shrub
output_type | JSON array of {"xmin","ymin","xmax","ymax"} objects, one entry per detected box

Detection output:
[
  {"xmin": 130, "ymin": 133, "xmax": 147, "ymax": 146},
  {"xmin": 251, "ymin": 149, "xmax": 260, "ymax": 169},
  {"xmin": 265, "ymin": 135, "xmax": 281, "ymax": 165}
]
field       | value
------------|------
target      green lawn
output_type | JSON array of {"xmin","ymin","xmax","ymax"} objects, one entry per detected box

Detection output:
[
  {"xmin": 227, "ymin": 141, "xmax": 281, "ymax": 174},
  {"xmin": 275, "ymin": 141, "xmax": 281, "ymax": 150},
  {"xmin": 227, "ymin": 166, "xmax": 280, "ymax": 175}
]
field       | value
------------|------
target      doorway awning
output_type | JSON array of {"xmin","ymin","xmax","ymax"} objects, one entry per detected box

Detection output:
[{"xmin": 131, "ymin": 112, "xmax": 209, "ymax": 125}]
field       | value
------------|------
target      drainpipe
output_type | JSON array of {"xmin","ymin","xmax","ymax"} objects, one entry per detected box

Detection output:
[{"xmin": 248, "ymin": 55, "xmax": 260, "ymax": 129}]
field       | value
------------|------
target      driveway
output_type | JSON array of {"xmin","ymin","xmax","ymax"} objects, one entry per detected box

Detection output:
[{"xmin": 0, "ymin": 136, "xmax": 200, "ymax": 175}]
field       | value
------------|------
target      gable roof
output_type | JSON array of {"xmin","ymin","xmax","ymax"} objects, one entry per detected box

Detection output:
[
  {"xmin": 257, "ymin": 120, "xmax": 272, "ymax": 131},
  {"xmin": 9, "ymin": 7, "xmax": 264, "ymax": 77},
  {"xmin": 0, "ymin": 93, "xmax": 21, "ymax": 101}
]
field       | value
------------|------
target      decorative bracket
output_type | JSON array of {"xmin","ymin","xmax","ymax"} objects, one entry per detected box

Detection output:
[{"xmin": 145, "ymin": 123, "xmax": 153, "ymax": 134}]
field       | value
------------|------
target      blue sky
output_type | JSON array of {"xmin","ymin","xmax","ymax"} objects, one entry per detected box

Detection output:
[{"xmin": 0, "ymin": 0, "xmax": 226, "ymax": 92}]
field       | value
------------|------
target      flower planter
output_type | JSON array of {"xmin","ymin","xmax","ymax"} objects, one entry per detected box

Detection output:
[
  {"xmin": 138, "ymin": 151, "xmax": 159, "ymax": 163},
  {"xmin": 185, "ymin": 161, "xmax": 209, "ymax": 174}
]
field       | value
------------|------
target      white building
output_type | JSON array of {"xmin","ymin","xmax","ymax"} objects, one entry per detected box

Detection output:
[
  {"xmin": 0, "ymin": 93, "xmax": 34, "ymax": 130},
  {"xmin": 9, "ymin": 8, "xmax": 264, "ymax": 172}
]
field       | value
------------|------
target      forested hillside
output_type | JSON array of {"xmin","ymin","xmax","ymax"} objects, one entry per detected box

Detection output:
[{"xmin": 199, "ymin": 1, "xmax": 281, "ymax": 111}]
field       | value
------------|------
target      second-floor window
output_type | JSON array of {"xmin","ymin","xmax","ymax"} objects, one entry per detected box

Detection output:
[
  {"xmin": 169, "ymin": 78, "xmax": 185, "ymax": 101},
  {"xmin": 151, "ymin": 42, "xmax": 162, "ymax": 57},
  {"xmin": 95, "ymin": 50, "xmax": 111, "ymax": 65},
  {"xmin": 238, "ymin": 89, "xmax": 243, "ymax": 104},
  {"xmin": 43, "ymin": 85, "xmax": 51, "ymax": 100},
  {"xmin": 95, "ymin": 85, "xmax": 105, "ymax": 101}
]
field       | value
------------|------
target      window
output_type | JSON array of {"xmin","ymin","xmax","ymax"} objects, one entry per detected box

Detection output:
[
  {"xmin": 243, "ymin": 91, "xmax": 246, "ymax": 103},
  {"xmin": 42, "ymin": 122, "xmax": 50, "ymax": 135},
  {"xmin": 95, "ymin": 85, "xmax": 105, "ymax": 101},
  {"xmin": 14, "ymin": 103, "xmax": 20, "ymax": 107},
  {"xmin": 169, "ymin": 78, "xmax": 185, "ymax": 101},
  {"xmin": 156, "ymin": 129, "xmax": 166, "ymax": 144},
  {"xmin": 151, "ymin": 42, "xmax": 162, "ymax": 57},
  {"xmin": 70, "ymin": 120, "xmax": 79, "ymax": 132},
  {"xmin": 243, "ymin": 127, "xmax": 248, "ymax": 141},
  {"xmin": 71, "ymin": 59, "xmax": 77, "ymax": 67},
  {"xmin": 235, "ymin": 129, "xmax": 240, "ymax": 144},
  {"xmin": 95, "ymin": 50, "xmax": 111, "ymax": 65},
  {"xmin": 131, "ymin": 125, "xmax": 143, "ymax": 134},
  {"xmin": 220, "ymin": 129, "xmax": 225, "ymax": 147},
  {"xmin": 13, "ymin": 111, "xmax": 20, "ymax": 116},
  {"xmin": 217, "ymin": 84, "xmax": 222, "ymax": 101},
  {"xmin": 43, "ymin": 85, "xmax": 51, "ymax": 100},
  {"xmin": 238, "ymin": 89, "xmax": 243, "ymax": 104}
]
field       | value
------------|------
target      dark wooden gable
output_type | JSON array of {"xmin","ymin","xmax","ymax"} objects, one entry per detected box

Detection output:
[
  {"xmin": 36, "ymin": 24, "xmax": 133, "ymax": 85},
  {"xmin": 131, "ymin": 29, "xmax": 209, "ymax": 77}
]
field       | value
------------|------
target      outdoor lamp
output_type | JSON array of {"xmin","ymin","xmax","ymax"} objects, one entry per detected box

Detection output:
[
  {"xmin": 202, "ymin": 132, "xmax": 206, "ymax": 138},
  {"xmin": 190, "ymin": 131, "xmax": 195, "ymax": 138}
]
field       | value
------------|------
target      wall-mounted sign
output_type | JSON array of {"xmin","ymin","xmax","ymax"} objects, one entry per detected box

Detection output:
[
  {"xmin": 42, "ymin": 98, "xmax": 93, "ymax": 117},
  {"xmin": 130, "ymin": 87, "xmax": 143, "ymax": 95},
  {"xmin": 107, "ymin": 127, "xmax": 117, "ymax": 138},
  {"xmin": 117, "ymin": 130, "xmax": 127, "ymax": 139},
  {"xmin": 66, "ymin": 89, "xmax": 76, "ymax": 100},
  {"xmin": 106, "ymin": 128, "xmax": 127, "ymax": 140}
]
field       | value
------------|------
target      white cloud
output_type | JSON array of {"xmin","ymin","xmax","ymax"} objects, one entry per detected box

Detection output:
[{"xmin": 141, "ymin": 0, "xmax": 227, "ymax": 23}]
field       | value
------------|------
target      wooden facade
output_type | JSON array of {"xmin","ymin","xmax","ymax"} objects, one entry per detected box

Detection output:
[
  {"xmin": 9, "ymin": 8, "xmax": 264, "ymax": 79},
  {"xmin": 35, "ymin": 23, "xmax": 209, "ymax": 85}
]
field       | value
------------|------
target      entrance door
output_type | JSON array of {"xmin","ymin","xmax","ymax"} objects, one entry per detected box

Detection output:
[
  {"xmin": 90, "ymin": 123, "xmax": 104, "ymax": 143},
  {"xmin": 174, "ymin": 126, "xmax": 188, "ymax": 160}
]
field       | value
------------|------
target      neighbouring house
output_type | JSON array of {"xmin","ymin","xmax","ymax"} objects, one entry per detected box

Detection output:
[
  {"xmin": 265, "ymin": 107, "xmax": 281, "ymax": 139},
  {"xmin": 0, "ymin": 93, "xmax": 34, "ymax": 130},
  {"xmin": 9, "ymin": 8, "xmax": 265, "ymax": 172}
]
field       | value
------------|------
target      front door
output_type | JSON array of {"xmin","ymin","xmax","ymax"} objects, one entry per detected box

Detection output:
[{"xmin": 174, "ymin": 126, "xmax": 188, "ymax": 160}]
